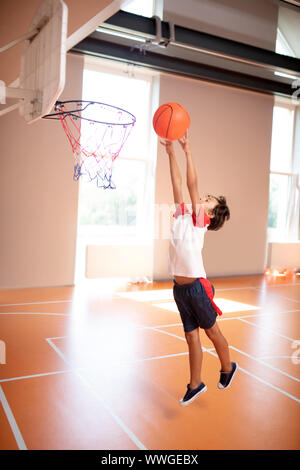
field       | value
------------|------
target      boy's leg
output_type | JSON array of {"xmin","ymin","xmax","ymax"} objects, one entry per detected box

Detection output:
[
  {"xmin": 204, "ymin": 322, "xmax": 232, "ymax": 373},
  {"xmin": 185, "ymin": 328, "xmax": 203, "ymax": 388}
]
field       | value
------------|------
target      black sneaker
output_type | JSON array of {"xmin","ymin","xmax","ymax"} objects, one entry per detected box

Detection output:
[
  {"xmin": 179, "ymin": 382, "xmax": 207, "ymax": 406},
  {"xmin": 218, "ymin": 362, "xmax": 238, "ymax": 390}
]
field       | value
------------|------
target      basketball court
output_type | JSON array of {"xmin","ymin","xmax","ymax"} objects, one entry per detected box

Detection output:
[{"xmin": 0, "ymin": 0, "xmax": 300, "ymax": 452}]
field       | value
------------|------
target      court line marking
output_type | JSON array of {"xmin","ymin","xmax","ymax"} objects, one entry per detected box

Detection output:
[
  {"xmin": 0, "ymin": 385, "xmax": 27, "ymax": 450},
  {"xmin": 0, "ymin": 307, "xmax": 298, "ymax": 322},
  {"xmin": 238, "ymin": 318, "xmax": 296, "ymax": 342},
  {"xmin": 0, "ymin": 370, "xmax": 73, "ymax": 383},
  {"xmin": 0, "ymin": 300, "xmax": 73, "ymax": 307},
  {"xmin": 1, "ymin": 282, "xmax": 299, "ymax": 307},
  {"xmin": 155, "ymin": 320, "xmax": 300, "ymax": 382},
  {"xmin": 1, "ymin": 310, "xmax": 299, "ymax": 385},
  {"xmin": 1, "ymin": 350, "xmax": 298, "ymax": 386},
  {"xmin": 41, "ymin": 308, "xmax": 300, "ymax": 340},
  {"xmin": 46, "ymin": 338, "xmax": 147, "ymax": 451},
  {"xmin": 229, "ymin": 345, "xmax": 300, "ymax": 383},
  {"xmin": 257, "ymin": 355, "xmax": 299, "ymax": 361},
  {"xmin": 0, "ymin": 350, "xmax": 215, "ymax": 384},
  {"xmin": 47, "ymin": 332, "xmax": 300, "ymax": 384},
  {"xmin": 153, "ymin": 328, "xmax": 300, "ymax": 403},
  {"xmin": 140, "ymin": 308, "xmax": 300, "ymax": 330},
  {"xmin": 229, "ymin": 308, "xmax": 300, "ymax": 319},
  {"xmin": 0, "ymin": 312, "xmax": 71, "ymax": 316},
  {"xmin": 252, "ymin": 287, "xmax": 300, "ymax": 304}
]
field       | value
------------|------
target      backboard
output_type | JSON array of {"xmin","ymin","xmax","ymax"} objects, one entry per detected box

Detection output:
[
  {"xmin": 19, "ymin": 0, "xmax": 68, "ymax": 123},
  {"xmin": 0, "ymin": 0, "xmax": 130, "ymax": 123}
]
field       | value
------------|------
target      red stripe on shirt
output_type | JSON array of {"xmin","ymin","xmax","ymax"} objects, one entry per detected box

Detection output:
[{"xmin": 173, "ymin": 203, "xmax": 210, "ymax": 228}]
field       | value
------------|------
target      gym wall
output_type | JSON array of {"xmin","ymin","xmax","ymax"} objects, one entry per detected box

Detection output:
[{"xmin": 0, "ymin": 53, "xmax": 83, "ymax": 288}]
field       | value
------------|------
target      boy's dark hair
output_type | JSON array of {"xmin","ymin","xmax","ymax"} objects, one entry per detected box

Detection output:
[{"xmin": 207, "ymin": 196, "xmax": 230, "ymax": 231}]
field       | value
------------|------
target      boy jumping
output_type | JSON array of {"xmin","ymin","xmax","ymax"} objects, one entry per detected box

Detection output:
[{"xmin": 161, "ymin": 132, "xmax": 238, "ymax": 406}]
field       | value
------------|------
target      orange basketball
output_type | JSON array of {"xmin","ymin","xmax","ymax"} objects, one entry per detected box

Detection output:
[{"xmin": 153, "ymin": 102, "xmax": 190, "ymax": 140}]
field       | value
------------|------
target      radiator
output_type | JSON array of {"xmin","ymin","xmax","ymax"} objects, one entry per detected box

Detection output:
[{"xmin": 266, "ymin": 242, "xmax": 300, "ymax": 269}]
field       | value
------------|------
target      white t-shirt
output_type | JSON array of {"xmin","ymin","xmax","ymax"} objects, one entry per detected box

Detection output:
[{"xmin": 168, "ymin": 202, "xmax": 211, "ymax": 278}]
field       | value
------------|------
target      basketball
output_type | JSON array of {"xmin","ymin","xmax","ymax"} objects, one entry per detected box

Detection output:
[
  {"xmin": 153, "ymin": 102, "xmax": 191, "ymax": 140},
  {"xmin": 153, "ymin": 103, "xmax": 191, "ymax": 140}
]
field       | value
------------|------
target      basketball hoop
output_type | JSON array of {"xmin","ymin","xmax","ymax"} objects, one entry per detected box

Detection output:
[{"xmin": 43, "ymin": 100, "xmax": 136, "ymax": 188}]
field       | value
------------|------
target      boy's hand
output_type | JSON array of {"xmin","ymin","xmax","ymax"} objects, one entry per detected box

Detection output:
[
  {"xmin": 178, "ymin": 131, "xmax": 190, "ymax": 154},
  {"xmin": 160, "ymin": 139, "xmax": 174, "ymax": 155}
]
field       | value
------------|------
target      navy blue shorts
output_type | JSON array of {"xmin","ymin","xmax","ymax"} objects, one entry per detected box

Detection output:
[{"xmin": 173, "ymin": 278, "xmax": 217, "ymax": 332}]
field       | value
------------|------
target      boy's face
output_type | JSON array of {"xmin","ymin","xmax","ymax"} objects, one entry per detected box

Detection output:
[{"xmin": 199, "ymin": 194, "xmax": 218, "ymax": 218}]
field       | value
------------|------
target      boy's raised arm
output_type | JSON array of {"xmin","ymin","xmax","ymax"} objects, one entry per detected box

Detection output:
[
  {"xmin": 160, "ymin": 139, "xmax": 183, "ymax": 206},
  {"xmin": 178, "ymin": 131, "xmax": 200, "ymax": 215}
]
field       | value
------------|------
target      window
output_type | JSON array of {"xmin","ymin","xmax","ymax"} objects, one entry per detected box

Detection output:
[
  {"xmin": 267, "ymin": 105, "xmax": 296, "ymax": 242},
  {"xmin": 270, "ymin": 106, "xmax": 294, "ymax": 174},
  {"xmin": 276, "ymin": 28, "xmax": 296, "ymax": 58},
  {"xmin": 267, "ymin": 29, "xmax": 298, "ymax": 243},
  {"xmin": 122, "ymin": 0, "xmax": 155, "ymax": 17},
  {"xmin": 77, "ymin": 58, "xmax": 156, "ymax": 244},
  {"xmin": 74, "ymin": 58, "xmax": 158, "ymax": 282},
  {"xmin": 275, "ymin": 29, "xmax": 298, "ymax": 81}
]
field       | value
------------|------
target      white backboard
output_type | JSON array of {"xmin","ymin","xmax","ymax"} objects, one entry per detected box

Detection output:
[{"xmin": 19, "ymin": 0, "xmax": 68, "ymax": 123}]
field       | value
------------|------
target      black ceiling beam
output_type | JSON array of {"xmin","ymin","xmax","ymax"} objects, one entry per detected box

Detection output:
[
  {"xmin": 103, "ymin": 10, "xmax": 300, "ymax": 76},
  {"xmin": 72, "ymin": 37, "xmax": 296, "ymax": 98},
  {"xmin": 280, "ymin": 0, "xmax": 300, "ymax": 8}
]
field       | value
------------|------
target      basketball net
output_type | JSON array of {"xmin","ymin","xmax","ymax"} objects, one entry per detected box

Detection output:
[{"xmin": 44, "ymin": 100, "xmax": 136, "ymax": 189}]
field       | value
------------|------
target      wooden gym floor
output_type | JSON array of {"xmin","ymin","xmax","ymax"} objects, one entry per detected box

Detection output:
[{"xmin": 0, "ymin": 274, "xmax": 299, "ymax": 450}]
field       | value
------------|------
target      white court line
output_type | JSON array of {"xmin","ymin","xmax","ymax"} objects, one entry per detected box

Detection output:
[
  {"xmin": 0, "ymin": 385, "xmax": 27, "ymax": 450},
  {"xmin": 1, "ymin": 286, "xmax": 255, "ymax": 307},
  {"xmin": 228, "ymin": 362, "xmax": 300, "ymax": 403},
  {"xmin": 254, "ymin": 283, "xmax": 300, "ymax": 289},
  {"xmin": 0, "ymin": 312, "xmax": 71, "ymax": 316},
  {"xmin": 253, "ymin": 286, "xmax": 300, "ymax": 304},
  {"xmin": 235, "ymin": 308, "xmax": 300, "ymax": 319},
  {"xmin": 250, "ymin": 283, "xmax": 300, "ymax": 288},
  {"xmin": 0, "ymin": 299, "xmax": 72, "ymax": 307},
  {"xmin": 229, "ymin": 345, "xmax": 300, "ymax": 383},
  {"xmin": 47, "ymin": 330, "xmax": 300, "ymax": 384},
  {"xmin": 2, "ymin": 309, "xmax": 298, "ymax": 385},
  {"xmin": 46, "ymin": 338, "xmax": 147, "ymax": 451},
  {"xmin": 0, "ymin": 307, "xmax": 299, "ymax": 321},
  {"xmin": 258, "ymin": 356, "xmax": 298, "ymax": 360},
  {"xmin": 47, "ymin": 332, "xmax": 300, "ymax": 389},
  {"xmin": 128, "ymin": 351, "xmax": 188, "ymax": 363},
  {"xmin": 0, "ymin": 289, "xmax": 255, "ymax": 307},
  {"xmin": 0, "ymin": 369, "xmax": 72, "ymax": 383},
  {"xmin": 122, "ymin": 348, "xmax": 216, "ymax": 364},
  {"xmin": 47, "ymin": 336, "xmax": 67, "ymax": 341},
  {"xmin": 140, "ymin": 308, "xmax": 300, "ymax": 331},
  {"xmin": 43, "ymin": 308, "xmax": 300, "ymax": 341},
  {"xmin": 0, "ymin": 282, "xmax": 299, "ymax": 308},
  {"xmin": 152, "ymin": 328, "xmax": 212, "ymax": 354},
  {"xmin": 153, "ymin": 328, "xmax": 300, "ymax": 403},
  {"xmin": 238, "ymin": 318, "xmax": 296, "ymax": 342}
]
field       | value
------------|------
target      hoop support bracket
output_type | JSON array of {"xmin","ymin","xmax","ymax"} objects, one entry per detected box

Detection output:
[
  {"xmin": 0, "ymin": 81, "xmax": 38, "ymax": 116},
  {"xmin": 130, "ymin": 16, "xmax": 175, "ymax": 54}
]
